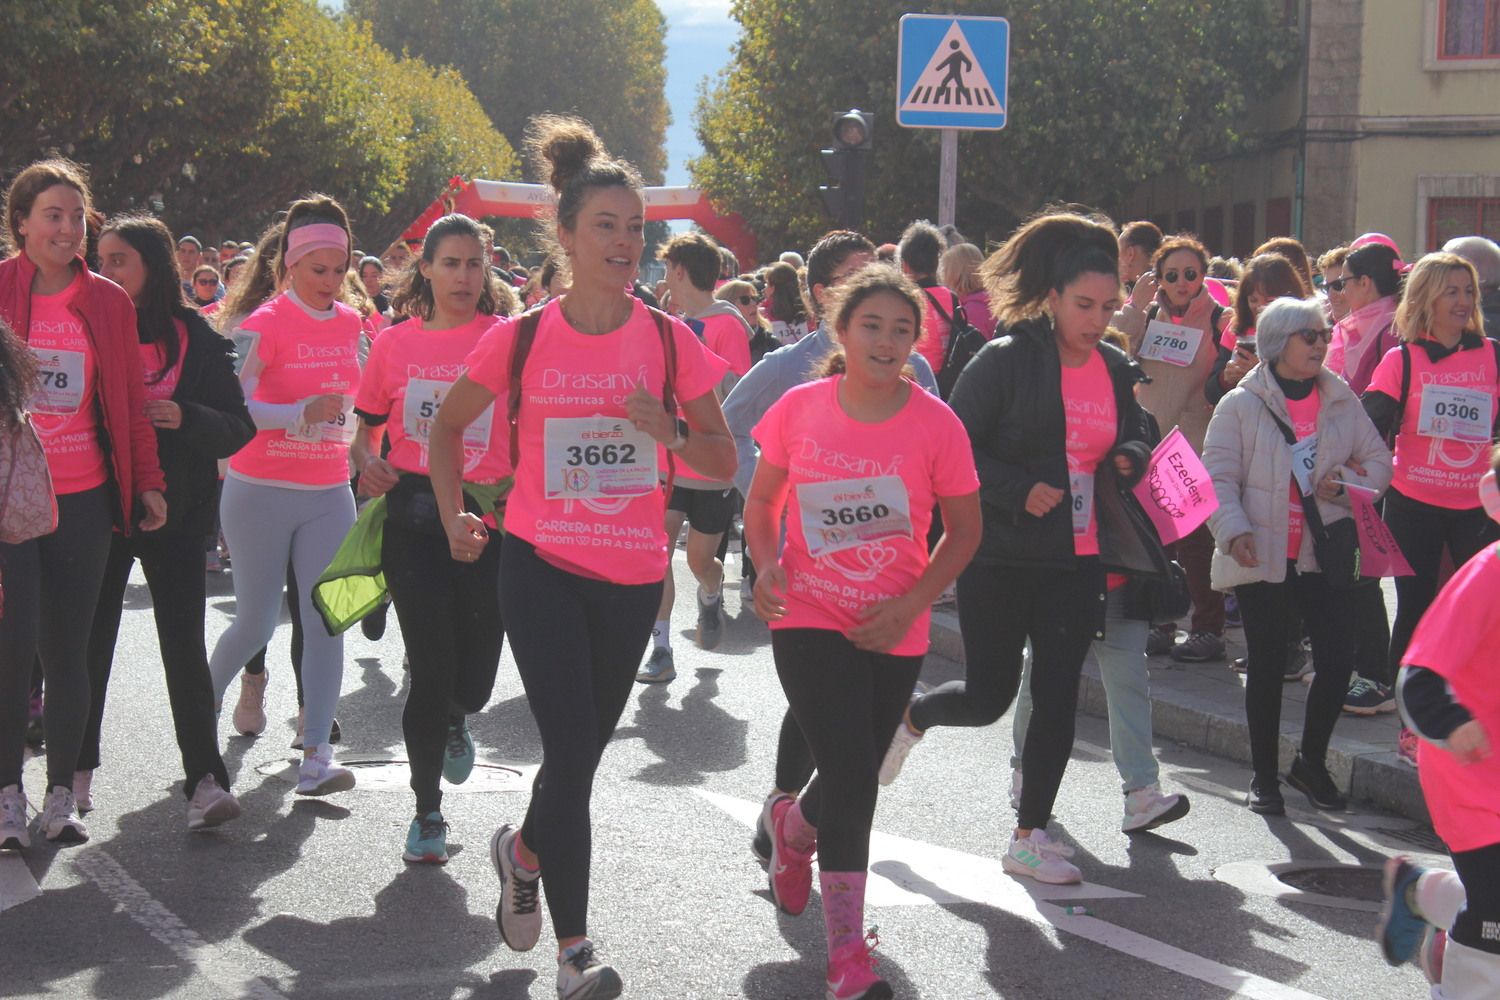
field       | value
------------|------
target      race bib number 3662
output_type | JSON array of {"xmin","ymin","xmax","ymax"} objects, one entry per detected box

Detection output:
[
  {"xmin": 796, "ymin": 475, "xmax": 913, "ymax": 558},
  {"xmin": 543, "ymin": 416, "xmax": 658, "ymax": 499}
]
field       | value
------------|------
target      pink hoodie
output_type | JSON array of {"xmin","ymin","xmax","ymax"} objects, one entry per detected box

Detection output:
[{"xmin": 1326, "ymin": 295, "xmax": 1398, "ymax": 395}]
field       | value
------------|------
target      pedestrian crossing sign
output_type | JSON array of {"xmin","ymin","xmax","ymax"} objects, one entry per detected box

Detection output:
[{"xmin": 897, "ymin": 14, "xmax": 1009, "ymax": 131}]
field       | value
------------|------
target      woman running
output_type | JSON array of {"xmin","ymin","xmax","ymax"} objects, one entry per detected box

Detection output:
[
  {"xmin": 75, "ymin": 214, "xmax": 254, "ymax": 828},
  {"xmin": 429, "ymin": 116, "xmax": 736, "ymax": 999},
  {"xmin": 351, "ymin": 213, "xmax": 517, "ymax": 863},
  {"xmin": 746, "ymin": 264, "xmax": 980, "ymax": 1000},
  {"xmin": 206, "ymin": 195, "xmax": 362, "ymax": 797},
  {"xmin": 0, "ymin": 159, "xmax": 166, "ymax": 848}
]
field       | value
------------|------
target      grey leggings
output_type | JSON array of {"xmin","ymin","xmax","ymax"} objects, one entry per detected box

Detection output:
[{"xmin": 208, "ymin": 477, "xmax": 354, "ymax": 749}]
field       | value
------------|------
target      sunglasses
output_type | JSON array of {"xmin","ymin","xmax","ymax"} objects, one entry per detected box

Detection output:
[
  {"xmin": 194, "ymin": 277, "xmax": 218, "ymax": 286},
  {"xmin": 1326, "ymin": 275, "xmax": 1361, "ymax": 292},
  {"xmin": 1161, "ymin": 268, "xmax": 1199, "ymax": 284},
  {"xmin": 1293, "ymin": 328, "xmax": 1332, "ymax": 346},
  {"xmin": 737, "ymin": 295, "xmax": 759, "ymax": 306}
]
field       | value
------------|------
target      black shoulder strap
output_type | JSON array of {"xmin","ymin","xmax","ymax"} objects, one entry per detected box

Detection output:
[
  {"xmin": 1260, "ymin": 395, "xmax": 1328, "ymax": 537},
  {"xmin": 1146, "ymin": 303, "xmax": 1160, "ymax": 323},
  {"xmin": 1390, "ymin": 343, "xmax": 1412, "ymax": 441},
  {"xmin": 921, "ymin": 288, "xmax": 954, "ymax": 325},
  {"xmin": 506, "ymin": 307, "xmax": 545, "ymax": 470}
]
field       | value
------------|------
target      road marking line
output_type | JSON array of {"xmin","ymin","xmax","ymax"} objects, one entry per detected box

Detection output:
[
  {"xmin": 0, "ymin": 853, "xmax": 42, "ymax": 912},
  {"xmin": 73, "ymin": 847, "xmax": 289, "ymax": 1000}
]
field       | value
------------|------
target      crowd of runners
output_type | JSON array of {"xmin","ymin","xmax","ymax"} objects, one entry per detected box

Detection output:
[{"xmin": 0, "ymin": 113, "xmax": 1498, "ymax": 1000}]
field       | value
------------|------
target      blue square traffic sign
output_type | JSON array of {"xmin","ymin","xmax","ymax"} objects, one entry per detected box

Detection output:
[{"xmin": 897, "ymin": 14, "xmax": 1009, "ymax": 130}]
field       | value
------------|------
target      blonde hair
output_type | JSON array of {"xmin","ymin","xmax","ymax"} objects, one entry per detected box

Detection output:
[
  {"xmin": 940, "ymin": 243, "xmax": 986, "ymax": 296},
  {"xmin": 1396, "ymin": 253, "xmax": 1484, "ymax": 342}
]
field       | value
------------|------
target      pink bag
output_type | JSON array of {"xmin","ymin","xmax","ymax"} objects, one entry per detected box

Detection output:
[{"xmin": 0, "ymin": 410, "xmax": 58, "ymax": 544}]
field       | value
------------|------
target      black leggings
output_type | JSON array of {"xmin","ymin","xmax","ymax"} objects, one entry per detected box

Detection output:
[
  {"xmin": 0, "ymin": 486, "xmax": 113, "ymax": 792},
  {"xmin": 244, "ymin": 564, "xmax": 305, "ymax": 706},
  {"xmin": 774, "ymin": 708, "xmax": 815, "ymax": 793},
  {"xmin": 383, "ymin": 519, "xmax": 504, "ymax": 816},
  {"xmin": 1385, "ymin": 488, "xmax": 1499, "ymax": 677},
  {"xmin": 80, "ymin": 531, "xmax": 229, "ymax": 798},
  {"xmin": 772, "ymin": 629, "xmax": 920, "ymax": 871},
  {"xmin": 1451, "ymin": 841, "xmax": 1500, "ymax": 954},
  {"xmin": 910, "ymin": 558, "xmax": 1102, "ymax": 830},
  {"xmin": 499, "ymin": 538, "xmax": 662, "ymax": 940},
  {"xmin": 1235, "ymin": 565, "xmax": 1357, "ymax": 782}
]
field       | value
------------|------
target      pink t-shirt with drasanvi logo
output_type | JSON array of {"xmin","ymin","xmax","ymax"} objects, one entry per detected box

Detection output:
[
  {"xmin": 1284, "ymin": 392, "xmax": 1321, "ymax": 561},
  {"xmin": 28, "ymin": 272, "xmax": 108, "ymax": 494},
  {"xmin": 228, "ymin": 293, "xmax": 363, "ymax": 487},
  {"xmin": 139, "ymin": 320, "xmax": 189, "ymax": 402},
  {"xmin": 753, "ymin": 376, "xmax": 979, "ymax": 655},
  {"xmin": 1403, "ymin": 542, "xmax": 1500, "ymax": 852},
  {"xmin": 676, "ymin": 311, "xmax": 747, "ymax": 484},
  {"xmin": 355, "ymin": 314, "xmax": 509, "ymax": 482},
  {"xmin": 1060, "ymin": 352, "xmax": 1117, "ymax": 557},
  {"xmin": 463, "ymin": 298, "xmax": 728, "ymax": 584},
  {"xmin": 1367, "ymin": 340, "xmax": 1499, "ymax": 509}
]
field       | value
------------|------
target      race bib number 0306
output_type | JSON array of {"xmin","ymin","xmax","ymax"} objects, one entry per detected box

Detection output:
[
  {"xmin": 1417, "ymin": 385, "xmax": 1493, "ymax": 444},
  {"xmin": 796, "ymin": 475, "xmax": 912, "ymax": 558},
  {"xmin": 543, "ymin": 416, "xmax": 658, "ymax": 499}
]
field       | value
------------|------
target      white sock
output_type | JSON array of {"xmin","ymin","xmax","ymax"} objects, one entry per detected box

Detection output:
[
  {"xmin": 698, "ymin": 582, "xmax": 721, "ymax": 603},
  {"xmin": 1416, "ymin": 869, "xmax": 1468, "ymax": 929},
  {"xmin": 1438, "ymin": 938, "xmax": 1500, "ymax": 998},
  {"xmin": 653, "ymin": 620, "xmax": 671, "ymax": 650}
]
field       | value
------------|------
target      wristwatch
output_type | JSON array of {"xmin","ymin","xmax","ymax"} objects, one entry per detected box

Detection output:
[{"xmin": 666, "ymin": 417, "xmax": 690, "ymax": 452}]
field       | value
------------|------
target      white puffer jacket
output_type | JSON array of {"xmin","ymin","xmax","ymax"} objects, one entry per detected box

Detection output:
[{"xmin": 1203, "ymin": 364, "xmax": 1392, "ymax": 591}]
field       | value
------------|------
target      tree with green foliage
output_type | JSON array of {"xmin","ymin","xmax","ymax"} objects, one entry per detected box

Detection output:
[{"xmin": 691, "ymin": 0, "xmax": 1299, "ymax": 254}]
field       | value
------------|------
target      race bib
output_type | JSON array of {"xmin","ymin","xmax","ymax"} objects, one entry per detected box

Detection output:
[
  {"xmin": 1417, "ymin": 385, "xmax": 1493, "ymax": 444},
  {"xmin": 1070, "ymin": 470, "xmax": 1094, "ymax": 536},
  {"xmin": 796, "ymin": 475, "xmax": 913, "ymax": 558},
  {"xmin": 288, "ymin": 395, "xmax": 356, "ymax": 446},
  {"xmin": 1290, "ymin": 433, "xmax": 1318, "ymax": 497},
  {"xmin": 543, "ymin": 416, "xmax": 658, "ymax": 499},
  {"xmin": 33, "ymin": 349, "xmax": 86, "ymax": 414},
  {"xmin": 402, "ymin": 378, "xmax": 494, "ymax": 450},
  {"xmin": 1139, "ymin": 319, "xmax": 1203, "ymax": 368}
]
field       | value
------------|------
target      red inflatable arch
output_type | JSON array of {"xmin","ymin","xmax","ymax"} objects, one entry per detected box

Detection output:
[{"xmin": 398, "ymin": 177, "xmax": 758, "ymax": 270}]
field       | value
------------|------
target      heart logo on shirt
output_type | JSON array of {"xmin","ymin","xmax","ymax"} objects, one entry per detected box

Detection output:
[{"xmin": 826, "ymin": 541, "xmax": 897, "ymax": 582}]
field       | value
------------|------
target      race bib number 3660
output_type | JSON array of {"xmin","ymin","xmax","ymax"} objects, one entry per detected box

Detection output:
[
  {"xmin": 543, "ymin": 416, "xmax": 658, "ymax": 499},
  {"xmin": 796, "ymin": 475, "xmax": 912, "ymax": 558}
]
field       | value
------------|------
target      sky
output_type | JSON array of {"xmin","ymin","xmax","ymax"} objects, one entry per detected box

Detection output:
[{"xmin": 657, "ymin": 0, "xmax": 738, "ymax": 187}]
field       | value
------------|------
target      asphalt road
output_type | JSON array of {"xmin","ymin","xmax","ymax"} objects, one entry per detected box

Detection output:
[{"xmin": 0, "ymin": 552, "xmax": 1439, "ymax": 999}]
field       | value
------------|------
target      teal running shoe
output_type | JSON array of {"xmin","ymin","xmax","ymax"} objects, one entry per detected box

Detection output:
[
  {"xmin": 403, "ymin": 811, "xmax": 449, "ymax": 865},
  {"xmin": 444, "ymin": 718, "xmax": 475, "ymax": 785}
]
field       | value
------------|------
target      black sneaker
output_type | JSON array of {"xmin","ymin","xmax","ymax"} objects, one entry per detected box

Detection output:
[
  {"xmin": 1146, "ymin": 625, "xmax": 1177, "ymax": 656},
  {"xmin": 695, "ymin": 587, "xmax": 724, "ymax": 650},
  {"xmin": 1246, "ymin": 778, "xmax": 1285, "ymax": 815},
  {"xmin": 636, "ymin": 646, "xmax": 676, "ymax": 684},
  {"xmin": 1285, "ymin": 753, "xmax": 1347, "ymax": 811},
  {"xmin": 360, "ymin": 601, "xmax": 389, "ymax": 641},
  {"xmin": 1170, "ymin": 631, "xmax": 1226, "ymax": 663},
  {"xmin": 1343, "ymin": 676, "xmax": 1396, "ymax": 715}
]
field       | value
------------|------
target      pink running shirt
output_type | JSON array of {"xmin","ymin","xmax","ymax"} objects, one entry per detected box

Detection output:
[
  {"xmin": 917, "ymin": 286, "xmax": 956, "ymax": 375},
  {"xmin": 753, "ymin": 376, "xmax": 978, "ymax": 655},
  {"xmin": 139, "ymin": 320, "xmax": 189, "ymax": 402},
  {"xmin": 677, "ymin": 311, "xmax": 745, "ymax": 484},
  {"xmin": 463, "ymin": 298, "xmax": 728, "ymax": 584},
  {"xmin": 28, "ymin": 272, "xmax": 107, "ymax": 494},
  {"xmin": 1403, "ymin": 543, "xmax": 1500, "ymax": 852},
  {"xmin": 1060, "ymin": 352, "xmax": 1117, "ymax": 556},
  {"xmin": 1284, "ymin": 392, "xmax": 1321, "ymax": 561}
]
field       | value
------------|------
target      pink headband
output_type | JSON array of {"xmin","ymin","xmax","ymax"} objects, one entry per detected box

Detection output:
[
  {"xmin": 1350, "ymin": 232, "xmax": 1409, "ymax": 272},
  {"xmin": 284, "ymin": 223, "xmax": 349, "ymax": 268}
]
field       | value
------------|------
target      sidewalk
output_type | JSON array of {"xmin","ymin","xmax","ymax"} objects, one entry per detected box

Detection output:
[{"xmin": 928, "ymin": 600, "xmax": 1429, "ymax": 825}]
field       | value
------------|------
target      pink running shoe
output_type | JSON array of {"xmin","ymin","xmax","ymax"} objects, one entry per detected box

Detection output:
[
  {"xmin": 825, "ymin": 930, "xmax": 892, "ymax": 1000},
  {"xmin": 769, "ymin": 797, "xmax": 814, "ymax": 916},
  {"xmin": 1397, "ymin": 727, "xmax": 1419, "ymax": 768}
]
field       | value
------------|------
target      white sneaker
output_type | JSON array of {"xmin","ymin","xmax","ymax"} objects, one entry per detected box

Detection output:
[
  {"xmin": 490, "ymin": 823, "xmax": 543, "ymax": 951},
  {"xmin": 36, "ymin": 787, "xmax": 89, "ymax": 844},
  {"xmin": 295, "ymin": 744, "xmax": 355, "ymax": 796},
  {"xmin": 557, "ymin": 938, "xmax": 622, "ymax": 1000},
  {"xmin": 233, "ymin": 670, "xmax": 268, "ymax": 736},
  {"xmin": 187, "ymin": 775, "xmax": 242, "ymax": 830},
  {"xmin": 1002, "ymin": 828, "xmax": 1081, "ymax": 885},
  {"xmin": 73, "ymin": 770, "xmax": 94, "ymax": 814},
  {"xmin": 1008, "ymin": 766, "xmax": 1023, "ymax": 811},
  {"xmin": 1121, "ymin": 783, "xmax": 1191, "ymax": 833},
  {"xmin": 878, "ymin": 718, "xmax": 923, "ymax": 786},
  {"xmin": 0, "ymin": 785, "xmax": 29, "ymax": 851}
]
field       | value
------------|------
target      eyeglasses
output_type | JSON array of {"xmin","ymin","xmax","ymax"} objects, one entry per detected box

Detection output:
[
  {"xmin": 1161, "ymin": 268, "xmax": 1199, "ymax": 284},
  {"xmin": 1293, "ymin": 328, "xmax": 1332, "ymax": 346},
  {"xmin": 1326, "ymin": 275, "xmax": 1361, "ymax": 292},
  {"xmin": 737, "ymin": 295, "xmax": 759, "ymax": 306}
]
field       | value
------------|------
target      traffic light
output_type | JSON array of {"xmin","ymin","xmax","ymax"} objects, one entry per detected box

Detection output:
[{"xmin": 819, "ymin": 109, "xmax": 873, "ymax": 229}]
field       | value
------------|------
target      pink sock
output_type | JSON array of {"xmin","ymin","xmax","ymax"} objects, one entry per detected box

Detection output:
[
  {"xmin": 820, "ymin": 870, "xmax": 868, "ymax": 957},
  {"xmin": 511, "ymin": 834, "xmax": 539, "ymax": 874},
  {"xmin": 786, "ymin": 800, "xmax": 817, "ymax": 853}
]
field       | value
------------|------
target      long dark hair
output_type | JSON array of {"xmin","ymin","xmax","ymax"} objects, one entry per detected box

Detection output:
[
  {"xmin": 0, "ymin": 316, "xmax": 39, "ymax": 421},
  {"xmin": 389, "ymin": 213, "xmax": 515, "ymax": 320},
  {"xmin": 980, "ymin": 209, "xmax": 1119, "ymax": 326},
  {"xmin": 99, "ymin": 214, "xmax": 186, "ymax": 384}
]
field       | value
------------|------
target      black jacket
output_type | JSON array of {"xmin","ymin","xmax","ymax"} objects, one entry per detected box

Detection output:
[
  {"xmin": 150, "ymin": 310, "xmax": 256, "ymax": 536},
  {"xmin": 950, "ymin": 316, "xmax": 1166, "ymax": 581}
]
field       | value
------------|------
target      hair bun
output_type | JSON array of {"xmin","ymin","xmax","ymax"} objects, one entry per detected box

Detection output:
[{"xmin": 527, "ymin": 115, "xmax": 608, "ymax": 195}]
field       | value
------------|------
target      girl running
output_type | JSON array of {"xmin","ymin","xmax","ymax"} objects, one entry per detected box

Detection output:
[
  {"xmin": 77, "ymin": 214, "xmax": 254, "ymax": 829},
  {"xmin": 429, "ymin": 116, "xmax": 736, "ymax": 999},
  {"xmin": 0, "ymin": 160, "xmax": 166, "ymax": 849},
  {"xmin": 746, "ymin": 264, "xmax": 980, "ymax": 1000},
  {"xmin": 350, "ymin": 213, "xmax": 517, "ymax": 863},
  {"xmin": 206, "ymin": 195, "xmax": 362, "ymax": 797}
]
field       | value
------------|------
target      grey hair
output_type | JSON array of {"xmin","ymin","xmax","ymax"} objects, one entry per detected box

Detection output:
[
  {"xmin": 1443, "ymin": 236, "xmax": 1500, "ymax": 289},
  {"xmin": 1255, "ymin": 296, "xmax": 1328, "ymax": 366}
]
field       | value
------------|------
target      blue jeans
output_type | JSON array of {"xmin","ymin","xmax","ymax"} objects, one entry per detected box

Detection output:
[{"xmin": 1012, "ymin": 587, "xmax": 1157, "ymax": 793}]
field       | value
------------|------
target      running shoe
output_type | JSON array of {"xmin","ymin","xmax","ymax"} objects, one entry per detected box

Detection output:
[
  {"xmin": 36, "ymin": 787, "xmax": 88, "ymax": 844},
  {"xmin": 290, "ymin": 710, "xmax": 342, "ymax": 750},
  {"xmin": 1121, "ymin": 784, "xmax": 1191, "ymax": 833},
  {"xmin": 187, "ymin": 775, "xmax": 242, "ymax": 831},
  {"xmin": 1246, "ymin": 778, "xmax": 1285, "ymax": 815},
  {"xmin": 0, "ymin": 785, "xmax": 29, "ymax": 851},
  {"xmin": 444, "ymin": 717, "xmax": 476, "ymax": 785},
  {"xmin": 1397, "ymin": 727, "xmax": 1420, "ymax": 767},
  {"xmin": 1231, "ymin": 656, "xmax": 1248, "ymax": 674},
  {"xmin": 1285, "ymin": 753, "xmax": 1346, "ymax": 811},
  {"xmin": 877, "ymin": 717, "xmax": 923, "ymax": 786},
  {"xmin": 825, "ymin": 929, "xmax": 892, "ymax": 1000},
  {"xmin": 1170, "ymin": 631, "xmax": 1225, "ymax": 663},
  {"xmin": 234, "ymin": 669, "xmax": 268, "ymax": 736},
  {"xmin": 490, "ymin": 823, "xmax": 542, "ymax": 951},
  {"xmin": 403, "ymin": 811, "xmax": 449, "ymax": 865},
  {"xmin": 73, "ymin": 770, "xmax": 94, "ymax": 815},
  {"xmin": 752, "ymin": 792, "xmax": 791, "ymax": 866},
  {"xmin": 295, "ymin": 744, "xmax": 355, "ymax": 796},
  {"xmin": 1146, "ymin": 624, "xmax": 1177, "ymax": 657},
  {"xmin": 695, "ymin": 587, "xmax": 724, "ymax": 650},
  {"xmin": 1003, "ymin": 828, "xmax": 1081, "ymax": 885},
  {"xmin": 556, "ymin": 939, "xmax": 622, "ymax": 1000},
  {"xmin": 1418, "ymin": 927, "xmax": 1446, "ymax": 985},
  {"xmin": 769, "ymin": 796, "xmax": 814, "ymax": 915},
  {"xmin": 1377, "ymin": 855, "xmax": 1427, "ymax": 966},
  {"xmin": 1343, "ymin": 676, "xmax": 1395, "ymax": 715},
  {"xmin": 636, "ymin": 646, "xmax": 676, "ymax": 684}
]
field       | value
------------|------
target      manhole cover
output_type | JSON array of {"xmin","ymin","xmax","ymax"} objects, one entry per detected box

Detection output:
[
  {"xmin": 1374, "ymin": 825, "xmax": 1446, "ymax": 853},
  {"xmin": 254, "ymin": 757, "xmax": 535, "ymax": 793},
  {"xmin": 1275, "ymin": 866, "xmax": 1384, "ymax": 902}
]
